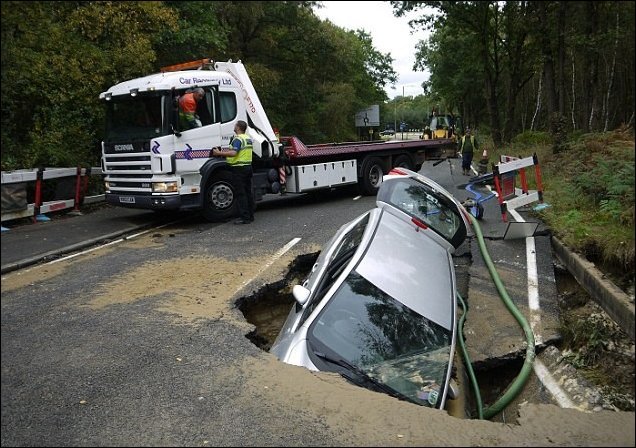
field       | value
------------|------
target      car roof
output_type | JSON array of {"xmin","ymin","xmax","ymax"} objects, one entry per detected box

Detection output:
[{"xmin": 355, "ymin": 208, "xmax": 455, "ymax": 330}]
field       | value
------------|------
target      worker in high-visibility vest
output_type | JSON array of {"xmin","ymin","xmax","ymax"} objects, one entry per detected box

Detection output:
[
  {"xmin": 459, "ymin": 128, "xmax": 479, "ymax": 176},
  {"xmin": 212, "ymin": 120, "xmax": 254, "ymax": 224}
]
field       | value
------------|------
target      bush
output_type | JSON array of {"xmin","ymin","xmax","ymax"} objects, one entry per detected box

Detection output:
[{"xmin": 512, "ymin": 130, "xmax": 552, "ymax": 147}]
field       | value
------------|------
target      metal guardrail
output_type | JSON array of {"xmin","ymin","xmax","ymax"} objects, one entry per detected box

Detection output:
[{"xmin": 1, "ymin": 167, "xmax": 104, "ymax": 223}]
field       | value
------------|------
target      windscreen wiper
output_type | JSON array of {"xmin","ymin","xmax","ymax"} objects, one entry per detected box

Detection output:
[{"xmin": 312, "ymin": 350, "xmax": 412, "ymax": 403}]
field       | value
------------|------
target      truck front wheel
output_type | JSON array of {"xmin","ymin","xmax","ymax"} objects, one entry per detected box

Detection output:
[
  {"xmin": 202, "ymin": 170, "xmax": 237, "ymax": 222},
  {"xmin": 359, "ymin": 157, "xmax": 384, "ymax": 196}
]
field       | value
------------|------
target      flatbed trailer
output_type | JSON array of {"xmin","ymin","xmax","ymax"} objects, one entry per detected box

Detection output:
[
  {"xmin": 274, "ymin": 136, "xmax": 457, "ymax": 196},
  {"xmin": 281, "ymin": 136, "xmax": 456, "ymax": 163}
]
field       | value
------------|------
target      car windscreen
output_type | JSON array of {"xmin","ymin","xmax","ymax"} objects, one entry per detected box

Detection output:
[
  {"xmin": 104, "ymin": 93, "xmax": 167, "ymax": 141},
  {"xmin": 308, "ymin": 271, "xmax": 452, "ymax": 408},
  {"xmin": 377, "ymin": 177, "xmax": 466, "ymax": 248}
]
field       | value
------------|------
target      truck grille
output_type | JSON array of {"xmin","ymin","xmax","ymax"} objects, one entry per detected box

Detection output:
[
  {"xmin": 103, "ymin": 143, "xmax": 154, "ymax": 192},
  {"xmin": 103, "ymin": 153, "xmax": 152, "ymax": 175}
]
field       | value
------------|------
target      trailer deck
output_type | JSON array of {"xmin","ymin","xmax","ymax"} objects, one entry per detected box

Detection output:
[{"xmin": 280, "ymin": 136, "xmax": 457, "ymax": 164}]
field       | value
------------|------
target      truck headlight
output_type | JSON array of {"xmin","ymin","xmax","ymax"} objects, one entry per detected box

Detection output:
[
  {"xmin": 152, "ymin": 181, "xmax": 179, "ymax": 193},
  {"xmin": 104, "ymin": 181, "xmax": 110, "ymax": 191}
]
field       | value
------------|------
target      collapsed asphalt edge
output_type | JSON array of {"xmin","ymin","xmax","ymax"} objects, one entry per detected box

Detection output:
[{"xmin": 552, "ymin": 236, "xmax": 635, "ymax": 341}]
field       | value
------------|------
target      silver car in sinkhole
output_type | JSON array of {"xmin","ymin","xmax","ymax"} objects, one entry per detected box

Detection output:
[{"xmin": 270, "ymin": 168, "xmax": 472, "ymax": 409}]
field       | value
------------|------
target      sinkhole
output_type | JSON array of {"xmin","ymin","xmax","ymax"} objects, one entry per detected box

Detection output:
[
  {"xmin": 235, "ymin": 250, "xmax": 529, "ymax": 418},
  {"xmin": 236, "ymin": 249, "xmax": 632, "ymax": 416}
]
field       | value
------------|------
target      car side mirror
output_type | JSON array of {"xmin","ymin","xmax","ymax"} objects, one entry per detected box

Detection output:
[{"xmin": 292, "ymin": 284, "xmax": 310, "ymax": 306}]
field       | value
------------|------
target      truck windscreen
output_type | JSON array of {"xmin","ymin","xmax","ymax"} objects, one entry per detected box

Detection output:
[{"xmin": 104, "ymin": 93, "xmax": 167, "ymax": 141}]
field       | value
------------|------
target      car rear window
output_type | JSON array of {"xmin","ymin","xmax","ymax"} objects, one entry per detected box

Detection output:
[{"xmin": 378, "ymin": 177, "xmax": 466, "ymax": 248}]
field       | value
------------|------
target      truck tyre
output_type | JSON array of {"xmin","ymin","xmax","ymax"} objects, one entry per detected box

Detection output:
[
  {"xmin": 359, "ymin": 157, "xmax": 384, "ymax": 196},
  {"xmin": 202, "ymin": 170, "xmax": 237, "ymax": 222},
  {"xmin": 393, "ymin": 154, "xmax": 414, "ymax": 171}
]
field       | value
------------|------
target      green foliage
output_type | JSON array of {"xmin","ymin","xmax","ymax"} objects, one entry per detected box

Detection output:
[
  {"xmin": 511, "ymin": 131, "xmax": 552, "ymax": 147},
  {"xmin": 572, "ymin": 157, "xmax": 635, "ymax": 224},
  {"xmin": 209, "ymin": 2, "xmax": 394, "ymax": 143},
  {"xmin": 1, "ymin": 1, "xmax": 395, "ymax": 168},
  {"xmin": 561, "ymin": 313, "xmax": 621, "ymax": 368},
  {"xmin": 1, "ymin": 1, "xmax": 177, "ymax": 170},
  {"xmin": 154, "ymin": 2, "xmax": 226, "ymax": 66},
  {"xmin": 394, "ymin": 1, "xmax": 635, "ymax": 141},
  {"xmin": 530, "ymin": 129, "xmax": 635, "ymax": 270}
]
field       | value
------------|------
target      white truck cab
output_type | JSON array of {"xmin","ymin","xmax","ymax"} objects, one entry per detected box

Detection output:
[{"xmin": 100, "ymin": 58, "xmax": 280, "ymax": 221}]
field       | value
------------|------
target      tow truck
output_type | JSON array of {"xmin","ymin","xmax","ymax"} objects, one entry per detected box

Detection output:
[{"xmin": 100, "ymin": 58, "xmax": 458, "ymax": 222}]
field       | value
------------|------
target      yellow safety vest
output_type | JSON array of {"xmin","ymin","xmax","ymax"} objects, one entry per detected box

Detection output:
[
  {"xmin": 227, "ymin": 133, "xmax": 253, "ymax": 166},
  {"xmin": 460, "ymin": 135, "xmax": 476, "ymax": 153}
]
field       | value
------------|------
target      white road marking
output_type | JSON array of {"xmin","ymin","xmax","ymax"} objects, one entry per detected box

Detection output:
[
  {"xmin": 508, "ymin": 208, "xmax": 542, "ymax": 344},
  {"xmin": 508, "ymin": 207, "xmax": 575, "ymax": 406},
  {"xmin": 533, "ymin": 359, "xmax": 579, "ymax": 409},
  {"xmin": 24, "ymin": 219, "xmax": 184, "ymax": 271},
  {"xmin": 237, "ymin": 237, "xmax": 302, "ymax": 291},
  {"xmin": 477, "ymin": 182, "xmax": 574, "ymax": 407}
]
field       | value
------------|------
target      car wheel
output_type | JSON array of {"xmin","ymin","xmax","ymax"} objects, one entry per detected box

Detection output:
[
  {"xmin": 202, "ymin": 170, "xmax": 237, "ymax": 222},
  {"xmin": 359, "ymin": 157, "xmax": 384, "ymax": 196}
]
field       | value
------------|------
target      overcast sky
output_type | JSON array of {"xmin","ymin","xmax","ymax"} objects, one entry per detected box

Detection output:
[{"xmin": 313, "ymin": 1, "xmax": 431, "ymax": 99}]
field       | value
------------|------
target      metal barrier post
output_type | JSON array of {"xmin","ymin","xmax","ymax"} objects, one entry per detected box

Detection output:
[
  {"xmin": 73, "ymin": 166, "xmax": 82, "ymax": 212},
  {"xmin": 82, "ymin": 167, "xmax": 91, "ymax": 201},
  {"xmin": 68, "ymin": 166, "xmax": 85, "ymax": 216},
  {"xmin": 533, "ymin": 153, "xmax": 544, "ymax": 202},
  {"xmin": 33, "ymin": 167, "xmax": 45, "ymax": 222},
  {"xmin": 492, "ymin": 164, "xmax": 508, "ymax": 222}
]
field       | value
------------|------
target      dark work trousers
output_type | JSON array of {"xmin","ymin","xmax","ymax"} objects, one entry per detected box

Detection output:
[
  {"xmin": 232, "ymin": 165, "xmax": 255, "ymax": 222},
  {"xmin": 462, "ymin": 151, "xmax": 474, "ymax": 172}
]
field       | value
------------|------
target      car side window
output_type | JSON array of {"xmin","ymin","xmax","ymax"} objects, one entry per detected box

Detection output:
[{"xmin": 297, "ymin": 213, "xmax": 370, "ymax": 328}]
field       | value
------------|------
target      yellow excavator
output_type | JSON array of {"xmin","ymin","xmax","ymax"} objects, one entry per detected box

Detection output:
[{"xmin": 420, "ymin": 113, "xmax": 463, "ymax": 141}]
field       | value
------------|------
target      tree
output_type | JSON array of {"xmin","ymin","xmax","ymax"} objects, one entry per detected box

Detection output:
[{"xmin": 1, "ymin": 1, "xmax": 177, "ymax": 169}]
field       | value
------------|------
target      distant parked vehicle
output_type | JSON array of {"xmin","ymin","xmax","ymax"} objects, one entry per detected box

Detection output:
[
  {"xmin": 270, "ymin": 168, "xmax": 472, "ymax": 410},
  {"xmin": 379, "ymin": 129, "xmax": 395, "ymax": 136}
]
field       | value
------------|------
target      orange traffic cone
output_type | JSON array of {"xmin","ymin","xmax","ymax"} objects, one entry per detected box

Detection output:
[{"xmin": 478, "ymin": 149, "xmax": 489, "ymax": 174}]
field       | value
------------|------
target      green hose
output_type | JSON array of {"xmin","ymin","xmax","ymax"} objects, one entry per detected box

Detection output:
[
  {"xmin": 459, "ymin": 213, "xmax": 536, "ymax": 420},
  {"xmin": 456, "ymin": 291, "xmax": 484, "ymax": 419}
]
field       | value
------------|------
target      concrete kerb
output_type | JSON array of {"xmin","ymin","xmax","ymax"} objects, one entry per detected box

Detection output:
[
  {"xmin": 0, "ymin": 223, "xmax": 151, "ymax": 275},
  {"xmin": 552, "ymin": 236, "xmax": 635, "ymax": 341}
]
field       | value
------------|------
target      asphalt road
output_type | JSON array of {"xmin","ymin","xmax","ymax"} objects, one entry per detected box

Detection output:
[{"xmin": 1, "ymin": 162, "xmax": 634, "ymax": 446}]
